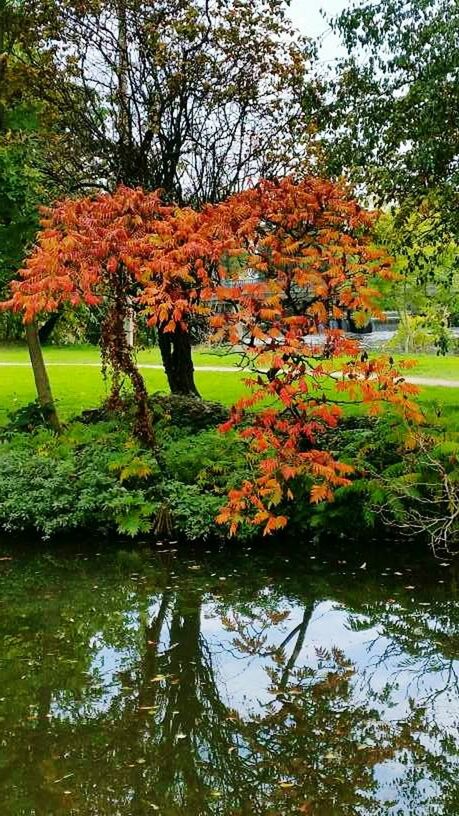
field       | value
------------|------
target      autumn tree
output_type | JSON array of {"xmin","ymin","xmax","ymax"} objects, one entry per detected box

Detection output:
[
  {"xmin": 213, "ymin": 179, "xmax": 422, "ymax": 533},
  {"xmin": 138, "ymin": 177, "xmax": 422, "ymax": 533},
  {"xmin": 4, "ymin": 177, "xmax": 422, "ymax": 495},
  {"xmin": 138, "ymin": 199, "xmax": 256, "ymax": 395}
]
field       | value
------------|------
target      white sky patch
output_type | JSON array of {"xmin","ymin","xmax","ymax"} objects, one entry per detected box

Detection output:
[{"xmin": 289, "ymin": 0, "xmax": 348, "ymax": 62}]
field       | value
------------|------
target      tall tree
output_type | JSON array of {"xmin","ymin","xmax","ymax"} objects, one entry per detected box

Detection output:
[
  {"xmin": 315, "ymin": 0, "xmax": 459, "ymax": 225},
  {"xmin": 0, "ymin": 0, "xmax": 60, "ymax": 429},
  {"xmin": 15, "ymin": 0, "xmax": 313, "ymax": 394},
  {"xmin": 20, "ymin": 0, "xmax": 311, "ymax": 201}
]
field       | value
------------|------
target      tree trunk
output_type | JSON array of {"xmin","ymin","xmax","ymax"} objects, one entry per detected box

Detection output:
[
  {"xmin": 158, "ymin": 326, "xmax": 200, "ymax": 396},
  {"xmin": 38, "ymin": 310, "xmax": 62, "ymax": 345},
  {"xmin": 25, "ymin": 321, "xmax": 61, "ymax": 432}
]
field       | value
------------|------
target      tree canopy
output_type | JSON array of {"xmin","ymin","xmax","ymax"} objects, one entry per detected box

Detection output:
[
  {"xmin": 17, "ymin": 0, "xmax": 312, "ymax": 203},
  {"xmin": 317, "ymin": 0, "xmax": 459, "ymax": 225}
]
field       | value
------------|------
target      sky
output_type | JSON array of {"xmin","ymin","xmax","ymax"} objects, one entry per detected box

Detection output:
[{"xmin": 289, "ymin": 0, "xmax": 348, "ymax": 62}]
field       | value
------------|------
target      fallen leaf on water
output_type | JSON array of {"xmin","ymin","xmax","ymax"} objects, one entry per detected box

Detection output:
[{"xmin": 279, "ymin": 782, "xmax": 295, "ymax": 789}]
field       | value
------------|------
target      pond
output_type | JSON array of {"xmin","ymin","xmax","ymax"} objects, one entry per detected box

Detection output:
[{"xmin": 1, "ymin": 539, "xmax": 459, "ymax": 815}]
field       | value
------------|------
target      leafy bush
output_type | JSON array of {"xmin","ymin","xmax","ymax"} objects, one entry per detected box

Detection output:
[
  {"xmin": 163, "ymin": 429, "xmax": 248, "ymax": 488},
  {"xmin": 3, "ymin": 400, "xmax": 56, "ymax": 436},
  {"xmin": 0, "ymin": 407, "xmax": 454, "ymax": 546},
  {"xmin": 0, "ymin": 418, "xmax": 252, "ymax": 541},
  {"xmin": 387, "ymin": 310, "xmax": 453, "ymax": 355},
  {"xmin": 161, "ymin": 481, "xmax": 224, "ymax": 541},
  {"xmin": 151, "ymin": 393, "xmax": 229, "ymax": 431},
  {"xmin": 284, "ymin": 418, "xmax": 416, "ymax": 537},
  {"xmin": 0, "ymin": 422, "xmax": 161, "ymax": 537},
  {"xmin": 77, "ymin": 394, "xmax": 229, "ymax": 434}
]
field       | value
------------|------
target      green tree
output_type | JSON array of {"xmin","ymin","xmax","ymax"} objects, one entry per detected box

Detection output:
[
  {"xmin": 375, "ymin": 203, "xmax": 459, "ymax": 351},
  {"xmin": 0, "ymin": 0, "xmax": 60, "ymax": 429},
  {"xmin": 317, "ymin": 0, "xmax": 459, "ymax": 226}
]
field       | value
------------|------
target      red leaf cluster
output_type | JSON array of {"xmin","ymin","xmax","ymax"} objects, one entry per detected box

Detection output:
[{"xmin": 2, "ymin": 186, "xmax": 173, "ymax": 321}]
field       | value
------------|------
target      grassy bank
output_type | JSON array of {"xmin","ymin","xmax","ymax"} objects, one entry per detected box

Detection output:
[
  {"xmin": 0, "ymin": 343, "xmax": 457, "ymax": 542},
  {"xmin": 1, "ymin": 342, "xmax": 459, "ymax": 375}
]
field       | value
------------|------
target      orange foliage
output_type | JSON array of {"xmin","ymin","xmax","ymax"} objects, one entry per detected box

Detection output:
[
  {"xmin": 1, "ymin": 186, "xmax": 173, "ymax": 320},
  {"xmin": 136, "ymin": 176, "xmax": 421, "ymax": 534},
  {"xmin": 197, "ymin": 177, "xmax": 420, "ymax": 535},
  {"xmin": 0, "ymin": 186, "xmax": 176, "ymax": 443},
  {"xmin": 2, "ymin": 177, "xmax": 422, "ymax": 527}
]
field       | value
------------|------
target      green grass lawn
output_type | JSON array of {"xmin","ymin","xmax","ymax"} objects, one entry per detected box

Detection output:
[
  {"xmin": 388, "ymin": 353, "xmax": 459, "ymax": 380},
  {"xmin": 0, "ymin": 364, "xmax": 249, "ymax": 423},
  {"xmin": 0, "ymin": 344, "xmax": 459, "ymax": 381},
  {"xmin": 1, "ymin": 342, "xmax": 459, "ymax": 376},
  {"xmin": 0, "ymin": 343, "xmax": 240, "ymax": 367},
  {"xmin": 0, "ymin": 343, "xmax": 458, "ymax": 428}
]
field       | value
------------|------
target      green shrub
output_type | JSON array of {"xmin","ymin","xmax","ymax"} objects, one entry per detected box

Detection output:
[
  {"xmin": 0, "ymin": 422, "xmax": 160, "ymax": 538},
  {"xmin": 0, "ymin": 407, "xmax": 454, "ymax": 546},
  {"xmin": 163, "ymin": 429, "xmax": 248, "ymax": 488},
  {"xmin": 0, "ymin": 419, "xmax": 252, "ymax": 541},
  {"xmin": 151, "ymin": 393, "xmax": 229, "ymax": 431},
  {"xmin": 162, "ymin": 481, "xmax": 225, "ymax": 541},
  {"xmin": 77, "ymin": 394, "xmax": 229, "ymax": 435},
  {"xmin": 2, "ymin": 400, "xmax": 55, "ymax": 436}
]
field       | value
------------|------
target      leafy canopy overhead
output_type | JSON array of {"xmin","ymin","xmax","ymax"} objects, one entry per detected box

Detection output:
[
  {"xmin": 319, "ymin": 0, "xmax": 459, "ymax": 224},
  {"xmin": 17, "ymin": 0, "xmax": 313, "ymax": 202}
]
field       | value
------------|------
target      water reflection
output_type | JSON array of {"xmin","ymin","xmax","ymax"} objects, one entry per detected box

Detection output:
[{"xmin": 1, "ymin": 544, "xmax": 459, "ymax": 814}]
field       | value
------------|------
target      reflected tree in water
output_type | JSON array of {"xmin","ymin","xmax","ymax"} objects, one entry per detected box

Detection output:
[{"xmin": 1, "ymin": 551, "xmax": 459, "ymax": 814}]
